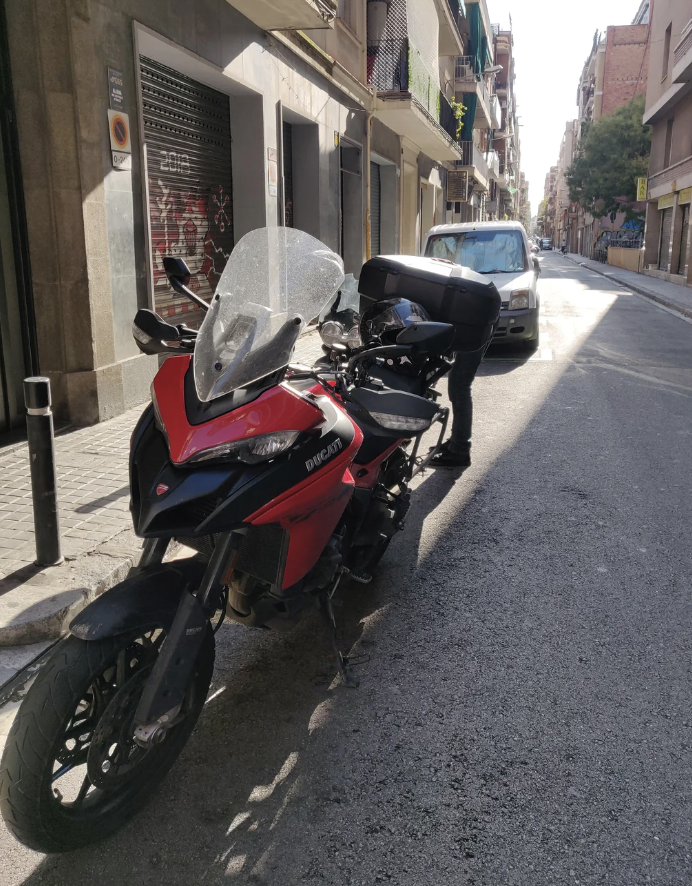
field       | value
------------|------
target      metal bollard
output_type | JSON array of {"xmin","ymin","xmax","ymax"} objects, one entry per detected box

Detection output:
[{"xmin": 23, "ymin": 377, "xmax": 63, "ymax": 566}]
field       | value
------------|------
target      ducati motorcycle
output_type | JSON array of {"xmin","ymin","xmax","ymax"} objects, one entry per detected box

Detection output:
[{"xmin": 0, "ymin": 228, "xmax": 466, "ymax": 852}]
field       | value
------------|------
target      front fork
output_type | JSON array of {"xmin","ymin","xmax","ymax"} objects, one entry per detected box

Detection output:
[{"xmin": 132, "ymin": 532, "xmax": 241, "ymax": 745}]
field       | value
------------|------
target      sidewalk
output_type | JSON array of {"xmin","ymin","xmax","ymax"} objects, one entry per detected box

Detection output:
[
  {"xmin": 0, "ymin": 331, "xmax": 325, "ymax": 685},
  {"xmin": 564, "ymin": 253, "xmax": 692, "ymax": 320}
]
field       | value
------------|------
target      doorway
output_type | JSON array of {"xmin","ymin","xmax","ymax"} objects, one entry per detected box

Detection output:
[
  {"xmin": 677, "ymin": 203, "xmax": 690, "ymax": 276},
  {"xmin": 0, "ymin": 1, "xmax": 36, "ymax": 437},
  {"xmin": 658, "ymin": 207, "xmax": 673, "ymax": 271},
  {"xmin": 419, "ymin": 180, "xmax": 436, "ymax": 253},
  {"xmin": 339, "ymin": 139, "xmax": 363, "ymax": 274}
]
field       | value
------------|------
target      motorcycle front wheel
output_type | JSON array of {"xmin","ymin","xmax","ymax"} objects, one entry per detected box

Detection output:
[{"xmin": 0, "ymin": 626, "xmax": 214, "ymax": 853}]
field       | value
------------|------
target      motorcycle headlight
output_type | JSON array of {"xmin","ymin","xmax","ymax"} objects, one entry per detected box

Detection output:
[
  {"xmin": 184, "ymin": 430, "xmax": 300, "ymax": 465},
  {"xmin": 346, "ymin": 326, "xmax": 362, "ymax": 349},
  {"xmin": 370, "ymin": 412, "xmax": 431, "ymax": 432},
  {"xmin": 320, "ymin": 320, "xmax": 362, "ymax": 350},
  {"xmin": 320, "ymin": 321, "xmax": 345, "ymax": 347},
  {"xmin": 508, "ymin": 289, "xmax": 531, "ymax": 311}
]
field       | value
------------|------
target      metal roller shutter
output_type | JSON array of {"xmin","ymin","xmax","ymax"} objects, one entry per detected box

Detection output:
[
  {"xmin": 658, "ymin": 207, "xmax": 673, "ymax": 271},
  {"xmin": 140, "ymin": 57, "xmax": 233, "ymax": 325},
  {"xmin": 370, "ymin": 161, "xmax": 381, "ymax": 257},
  {"xmin": 283, "ymin": 122, "xmax": 294, "ymax": 228}
]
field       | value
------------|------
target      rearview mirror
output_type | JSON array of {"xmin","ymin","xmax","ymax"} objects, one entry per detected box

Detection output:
[
  {"xmin": 533, "ymin": 256, "xmax": 542, "ymax": 275},
  {"xmin": 163, "ymin": 257, "xmax": 191, "ymax": 288}
]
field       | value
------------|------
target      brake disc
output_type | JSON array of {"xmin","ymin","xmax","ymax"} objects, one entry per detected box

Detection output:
[{"xmin": 86, "ymin": 665, "xmax": 155, "ymax": 790}]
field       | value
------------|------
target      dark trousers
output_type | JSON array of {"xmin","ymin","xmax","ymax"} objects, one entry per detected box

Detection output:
[{"xmin": 447, "ymin": 345, "xmax": 488, "ymax": 454}]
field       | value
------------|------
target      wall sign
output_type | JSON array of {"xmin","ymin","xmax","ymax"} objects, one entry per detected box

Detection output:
[
  {"xmin": 108, "ymin": 68, "xmax": 126, "ymax": 111},
  {"xmin": 111, "ymin": 151, "xmax": 131, "ymax": 170},
  {"xmin": 267, "ymin": 147, "xmax": 278, "ymax": 197},
  {"xmin": 636, "ymin": 177, "xmax": 647, "ymax": 202},
  {"xmin": 107, "ymin": 109, "xmax": 131, "ymax": 170},
  {"xmin": 447, "ymin": 170, "xmax": 469, "ymax": 202},
  {"xmin": 679, "ymin": 187, "xmax": 691, "ymax": 206},
  {"xmin": 657, "ymin": 193, "xmax": 674, "ymax": 210}
]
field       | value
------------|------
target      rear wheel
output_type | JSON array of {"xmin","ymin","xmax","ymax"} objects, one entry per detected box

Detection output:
[{"xmin": 0, "ymin": 627, "xmax": 214, "ymax": 852}]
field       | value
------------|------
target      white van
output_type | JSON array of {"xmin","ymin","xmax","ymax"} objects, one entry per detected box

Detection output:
[{"xmin": 422, "ymin": 221, "xmax": 541, "ymax": 350}]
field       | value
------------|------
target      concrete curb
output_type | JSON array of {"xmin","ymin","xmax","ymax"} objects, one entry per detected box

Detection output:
[
  {"xmin": 564, "ymin": 255, "xmax": 692, "ymax": 321},
  {"xmin": 0, "ymin": 532, "xmax": 141, "ymax": 647}
]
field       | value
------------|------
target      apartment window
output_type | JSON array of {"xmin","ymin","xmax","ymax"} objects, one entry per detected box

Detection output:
[
  {"xmin": 338, "ymin": 0, "xmax": 354, "ymax": 32},
  {"xmin": 662, "ymin": 24, "xmax": 672, "ymax": 80},
  {"xmin": 635, "ymin": 2, "xmax": 649, "ymax": 24},
  {"xmin": 664, "ymin": 118, "xmax": 674, "ymax": 168}
]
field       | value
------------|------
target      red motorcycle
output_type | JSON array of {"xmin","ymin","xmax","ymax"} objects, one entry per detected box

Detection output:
[{"xmin": 0, "ymin": 228, "xmax": 499, "ymax": 852}]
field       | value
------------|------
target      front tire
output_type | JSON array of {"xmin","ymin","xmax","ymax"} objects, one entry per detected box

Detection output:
[{"xmin": 0, "ymin": 627, "xmax": 214, "ymax": 853}]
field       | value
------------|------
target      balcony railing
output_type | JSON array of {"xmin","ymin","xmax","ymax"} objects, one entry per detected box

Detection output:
[
  {"xmin": 455, "ymin": 55, "xmax": 494, "ymax": 111},
  {"xmin": 368, "ymin": 39, "xmax": 459, "ymax": 145},
  {"xmin": 446, "ymin": 0, "xmax": 463, "ymax": 33},
  {"xmin": 368, "ymin": 38, "xmax": 409, "ymax": 93},
  {"xmin": 457, "ymin": 141, "xmax": 488, "ymax": 180},
  {"xmin": 439, "ymin": 92, "xmax": 459, "ymax": 142},
  {"xmin": 674, "ymin": 18, "xmax": 692, "ymax": 67},
  {"xmin": 486, "ymin": 149, "xmax": 499, "ymax": 178}
]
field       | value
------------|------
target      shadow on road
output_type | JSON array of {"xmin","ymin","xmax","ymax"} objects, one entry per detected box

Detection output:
[{"xmin": 16, "ymin": 467, "xmax": 462, "ymax": 885}]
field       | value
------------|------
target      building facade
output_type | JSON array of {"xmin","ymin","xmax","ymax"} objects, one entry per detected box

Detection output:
[
  {"xmin": 2, "ymin": 0, "xmax": 488, "ymax": 432},
  {"xmin": 642, "ymin": 0, "xmax": 692, "ymax": 284},
  {"xmin": 574, "ymin": 15, "xmax": 651, "ymax": 256}
]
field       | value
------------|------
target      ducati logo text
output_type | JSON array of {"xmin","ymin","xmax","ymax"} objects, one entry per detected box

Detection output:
[{"xmin": 305, "ymin": 438, "xmax": 343, "ymax": 472}]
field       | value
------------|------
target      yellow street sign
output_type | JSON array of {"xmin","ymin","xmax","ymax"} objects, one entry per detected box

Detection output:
[{"xmin": 636, "ymin": 177, "xmax": 647, "ymax": 202}]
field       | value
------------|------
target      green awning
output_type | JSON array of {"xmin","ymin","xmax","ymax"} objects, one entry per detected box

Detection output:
[
  {"xmin": 460, "ymin": 92, "xmax": 477, "ymax": 140},
  {"xmin": 467, "ymin": 4, "xmax": 484, "ymax": 74}
]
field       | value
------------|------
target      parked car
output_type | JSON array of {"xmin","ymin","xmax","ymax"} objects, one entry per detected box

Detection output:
[
  {"xmin": 540, "ymin": 238, "xmax": 552, "ymax": 250},
  {"xmin": 422, "ymin": 221, "xmax": 541, "ymax": 350}
]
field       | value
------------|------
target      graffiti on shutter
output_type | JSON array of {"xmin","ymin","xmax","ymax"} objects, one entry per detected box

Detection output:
[
  {"xmin": 283, "ymin": 122, "xmax": 294, "ymax": 228},
  {"xmin": 140, "ymin": 57, "xmax": 233, "ymax": 324}
]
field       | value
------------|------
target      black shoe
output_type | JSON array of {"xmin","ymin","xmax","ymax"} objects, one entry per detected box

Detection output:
[{"xmin": 430, "ymin": 443, "xmax": 471, "ymax": 468}]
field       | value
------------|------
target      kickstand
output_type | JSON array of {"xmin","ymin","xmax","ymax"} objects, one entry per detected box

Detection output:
[{"xmin": 319, "ymin": 592, "xmax": 360, "ymax": 688}]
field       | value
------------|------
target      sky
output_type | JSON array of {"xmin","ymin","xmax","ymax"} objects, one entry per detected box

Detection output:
[{"xmin": 485, "ymin": 0, "xmax": 645, "ymax": 216}]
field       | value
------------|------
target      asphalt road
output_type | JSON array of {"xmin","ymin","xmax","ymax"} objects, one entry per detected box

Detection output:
[{"xmin": 2, "ymin": 252, "xmax": 692, "ymax": 885}]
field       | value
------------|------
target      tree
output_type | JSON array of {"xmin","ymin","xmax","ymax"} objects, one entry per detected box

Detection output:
[{"xmin": 567, "ymin": 96, "xmax": 651, "ymax": 221}]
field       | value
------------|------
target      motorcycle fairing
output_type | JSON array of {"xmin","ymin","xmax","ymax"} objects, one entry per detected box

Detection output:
[
  {"xmin": 153, "ymin": 356, "xmax": 323, "ymax": 465},
  {"xmin": 130, "ymin": 375, "xmax": 364, "ymax": 591}
]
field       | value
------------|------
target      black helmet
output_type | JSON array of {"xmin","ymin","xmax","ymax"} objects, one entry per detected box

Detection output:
[{"xmin": 360, "ymin": 298, "xmax": 431, "ymax": 345}]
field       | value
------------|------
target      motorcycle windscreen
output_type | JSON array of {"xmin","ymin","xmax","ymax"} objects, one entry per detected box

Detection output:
[{"xmin": 194, "ymin": 227, "xmax": 344, "ymax": 401}]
